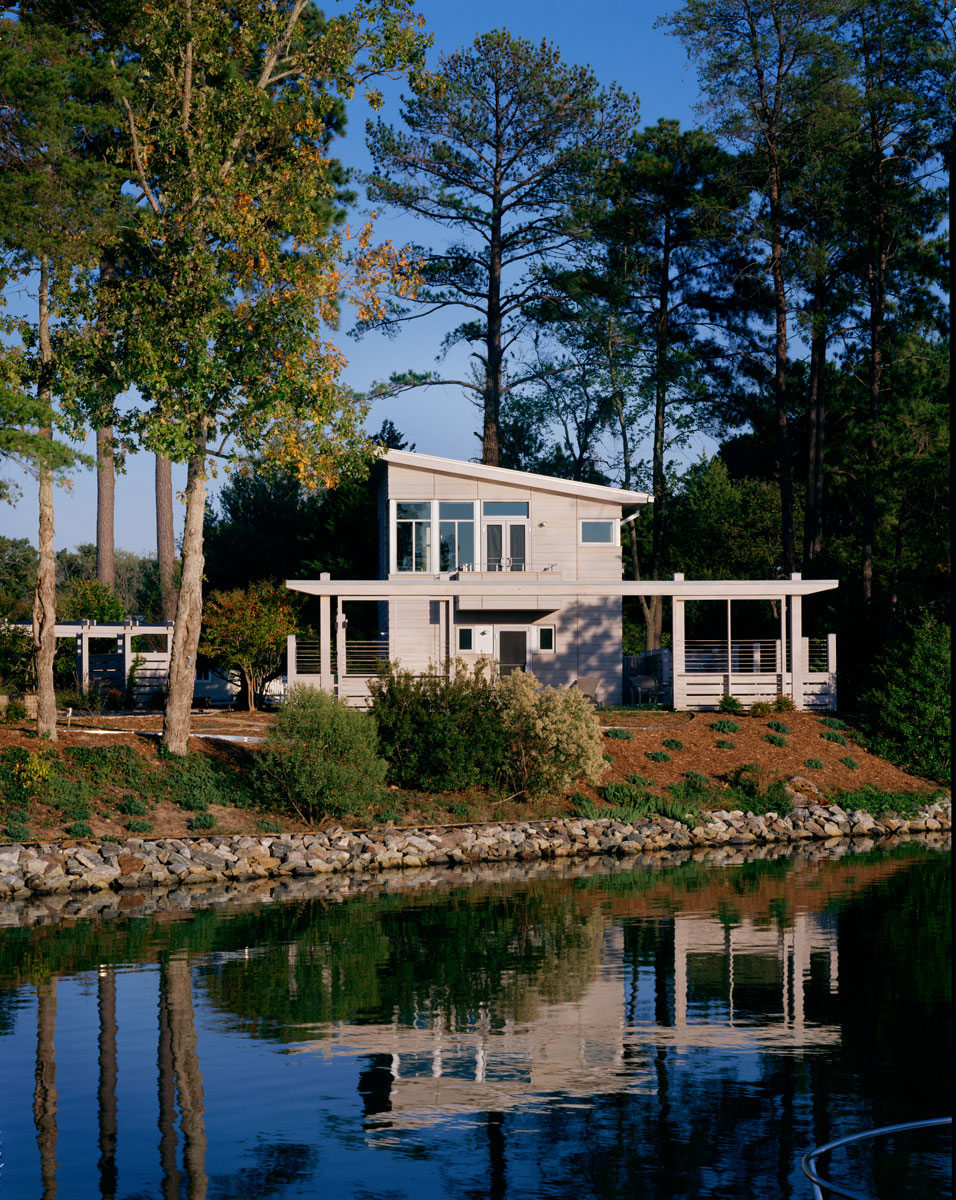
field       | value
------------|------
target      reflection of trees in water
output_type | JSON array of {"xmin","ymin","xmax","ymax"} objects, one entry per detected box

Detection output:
[
  {"xmin": 33, "ymin": 975, "xmax": 57, "ymax": 1200},
  {"xmin": 97, "ymin": 968, "xmax": 117, "ymax": 1199},
  {"xmin": 197, "ymin": 886, "xmax": 606, "ymax": 1036}
]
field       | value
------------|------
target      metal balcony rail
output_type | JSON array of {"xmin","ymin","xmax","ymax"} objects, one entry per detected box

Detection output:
[
  {"xmin": 801, "ymin": 1116, "xmax": 951, "ymax": 1199},
  {"xmin": 684, "ymin": 638, "xmax": 788, "ymax": 674},
  {"xmin": 453, "ymin": 560, "xmax": 560, "ymax": 574}
]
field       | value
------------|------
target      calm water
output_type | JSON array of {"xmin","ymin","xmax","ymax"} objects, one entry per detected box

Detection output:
[{"xmin": 0, "ymin": 840, "xmax": 949, "ymax": 1200}]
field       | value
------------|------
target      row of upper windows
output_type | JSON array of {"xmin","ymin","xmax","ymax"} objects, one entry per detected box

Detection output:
[{"xmin": 392, "ymin": 499, "xmax": 617, "ymax": 573}]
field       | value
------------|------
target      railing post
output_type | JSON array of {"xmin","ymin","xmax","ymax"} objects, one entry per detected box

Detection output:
[
  {"xmin": 790, "ymin": 574, "xmax": 804, "ymax": 709},
  {"xmin": 319, "ymin": 573, "xmax": 332, "ymax": 693},
  {"xmin": 672, "ymin": 575, "xmax": 685, "ymax": 709},
  {"xmin": 286, "ymin": 634, "xmax": 297, "ymax": 690}
]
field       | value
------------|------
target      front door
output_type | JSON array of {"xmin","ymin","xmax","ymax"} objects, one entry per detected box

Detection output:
[{"xmin": 498, "ymin": 630, "xmax": 527, "ymax": 676}]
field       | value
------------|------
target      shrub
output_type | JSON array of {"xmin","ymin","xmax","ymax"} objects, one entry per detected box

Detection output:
[
  {"xmin": 66, "ymin": 821, "xmax": 93, "ymax": 839},
  {"xmin": 830, "ymin": 785, "xmax": 934, "ymax": 818},
  {"xmin": 254, "ymin": 685, "xmax": 387, "ymax": 820},
  {"xmin": 763, "ymin": 733, "xmax": 787, "ymax": 748},
  {"xmin": 496, "ymin": 670, "xmax": 606, "ymax": 797},
  {"xmin": 117, "ymin": 797, "xmax": 148, "ymax": 817},
  {"xmin": 821, "ymin": 730, "xmax": 848, "ymax": 746},
  {"xmin": 860, "ymin": 617, "xmax": 950, "ymax": 782},
  {"xmin": 840, "ymin": 756, "xmax": 859, "ymax": 770},
  {"xmin": 164, "ymin": 755, "xmax": 226, "ymax": 811},
  {"xmin": 0, "ymin": 747, "xmax": 54, "ymax": 805},
  {"xmin": 767, "ymin": 720, "xmax": 790, "ymax": 734},
  {"xmin": 369, "ymin": 661, "xmax": 506, "ymax": 791},
  {"xmin": 0, "ymin": 625, "xmax": 34, "ymax": 694},
  {"xmin": 773, "ymin": 695, "xmax": 796, "ymax": 712},
  {"xmin": 257, "ymin": 818, "xmax": 282, "ymax": 835},
  {"xmin": 749, "ymin": 701, "xmax": 772, "ymax": 718},
  {"xmin": 127, "ymin": 818, "xmax": 153, "ymax": 834},
  {"xmin": 4, "ymin": 698, "xmax": 27, "ymax": 724},
  {"xmin": 821, "ymin": 717, "xmax": 848, "ymax": 730},
  {"xmin": 662, "ymin": 738, "xmax": 684, "ymax": 751},
  {"xmin": 645, "ymin": 750, "xmax": 671, "ymax": 762},
  {"xmin": 709, "ymin": 719, "xmax": 740, "ymax": 734},
  {"xmin": 726, "ymin": 762, "xmax": 791, "ymax": 815},
  {"xmin": 626, "ymin": 773, "xmax": 654, "ymax": 787},
  {"xmin": 189, "ymin": 812, "xmax": 217, "ymax": 831},
  {"xmin": 715, "ymin": 739, "xmax": 736, "ymax": 749},
  {"xmin": 604, "ymin": 728, "xmax": 633, "ymax": 740},
  {"xmin": 602, "ymin": 753, "xmax": 613, "ymax": 762},
  {"xmin": 804, "ymin": 758, "xmax": 824, "ymax": 770},
  {"xmin": 718, "ymin": 695, "xmax": 744, "ymax": 714},
  {"xmin": 683, "ymin": 770, "xmax": 709, "ymax": 786},
  {"xmin": 3, "ymin": 821, "xmax": 30, "ymax": 842}
]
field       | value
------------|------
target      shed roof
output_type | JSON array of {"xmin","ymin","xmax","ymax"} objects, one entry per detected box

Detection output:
[{"xmin": 382, "ymin": 449, "xmax": 652, "ymax": 506}]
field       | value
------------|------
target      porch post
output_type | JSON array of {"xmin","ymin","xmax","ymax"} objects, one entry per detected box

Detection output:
[
  {"xmin": 672, "ymin": 575, "xmax": 685, "ymax": 709},
  {"xmin": 725, "ymin": 598, "xmax": 733, "ymax": 700},
  {"xmin": 827, "ymin": 633, "xmax": 838, "ymax": 711},
  {"xmin": 77, "ymin": 624, "xmax": 90, "ymax": 693},
  {"xmin": 286, "ymin": 635, "xmax": 298, "ymax": 689},
  {"xmin": 778, "ymin": 597, "xmax": 787, "ymax": 700},
  {"xmin": 789, "ymin": 573, "xmax": 804, "ymax": 709},
  {"xmin": 335, "ymin": 597, "xmax": 347, "ymax": 698},
  {"xmin": 319, "ymin": 573, "xmax": 332, "ymax": 693}
]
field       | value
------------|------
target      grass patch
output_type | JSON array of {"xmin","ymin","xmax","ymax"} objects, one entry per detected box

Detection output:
[
  {"xmin": 830, "ymin": 785, "xmax": 937, "ymax": 818},
  {"xmin": 839, "ymin": 756, "xmax": 859, "ymax": 771},
  {"xmin": 127, "ymin": 818, "xmax": 153, "ymax": 835}
]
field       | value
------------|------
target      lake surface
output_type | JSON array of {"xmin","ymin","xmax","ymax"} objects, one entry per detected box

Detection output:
[{"xmin": 0, "ymin": 840, "xmax": 950, "ymax": 1199}]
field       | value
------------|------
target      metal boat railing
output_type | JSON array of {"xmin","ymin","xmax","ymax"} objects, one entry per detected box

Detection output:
[{"xmin": 801, "ymin": 1116, "xmax": 951, "ymax": 1199}]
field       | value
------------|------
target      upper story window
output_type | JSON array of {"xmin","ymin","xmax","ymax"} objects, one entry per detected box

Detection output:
[
  {"xmin": 396, "ymin": 502, "xmax": 431, "ymax": 572},
  {"xmin": 483, "ymin": 501, "xmax": 529, "ymax": 518},
  {"xmin": 580, "ymin": 519, "xmax": 617, "ymax": 545},
  {"xmin": 483, "ymin": 501, "xmax": 529, "ymax": 571},
  {"xmin": 439, "ymin": 502, "xmax": 475, "ymax": 571}
]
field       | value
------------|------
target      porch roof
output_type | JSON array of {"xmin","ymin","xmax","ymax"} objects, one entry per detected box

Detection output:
[{"xmin": 286, "ymin": 576, "xmax": 839, "ymax": 601}]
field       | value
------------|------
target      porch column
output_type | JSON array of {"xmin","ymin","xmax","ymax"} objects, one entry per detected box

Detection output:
[
  {"xmin": 319, "ymin": 572, "xmax": 332, "ymax": 692},
  {"xmin": 671, "ymin": 575, "xmax": 686, "ymax": 709},
  {"xmin": 286, "ymin": 635, "xmax": 298, "ymax": 689},
  {"xmin": 77, "ymin": 624, "xmax": 90, "ymax": 693},
  {"xmin": 827, "ymin": 633, "xmax": 838, "ymax": 711},
  {"xmin": 335, "ymin": 597, "xmax": 347, "ymax": 698},
  {"xmin": 778, "ymin": 597, "xmax": 788, "ymax": 700},
  {"xmin": 725, "ymin": 598, "xmax": 733, "ymax": 699},
  {"xmin": 789, "ymin": 574, "xmax": 804, "ymax": 709},
  {"xmin": 121, "ymin": 622, "xmax": 133, "ymax": 690}
]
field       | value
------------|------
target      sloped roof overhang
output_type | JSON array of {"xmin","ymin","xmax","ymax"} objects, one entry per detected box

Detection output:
[{"xmin": 287, "ymin": 578, "xmax": 839, "ymax": 601}]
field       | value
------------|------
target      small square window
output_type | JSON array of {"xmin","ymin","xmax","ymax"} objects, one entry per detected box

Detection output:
[
  {"xmin": 457, "ymin": 627, "xmax": 474, "ymax": 651},
  {"xmin": 537, "ymin": 626, "xmax": 555, "ymax": 652},
  {"xmin": 581, "ymin": 520, "xmax": 616, "ymax": 544}
]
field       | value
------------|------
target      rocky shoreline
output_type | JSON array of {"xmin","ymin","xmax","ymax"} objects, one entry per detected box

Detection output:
[{"xmin": 0, "ymin": 796, "xmax": 949, "ymax": 900}]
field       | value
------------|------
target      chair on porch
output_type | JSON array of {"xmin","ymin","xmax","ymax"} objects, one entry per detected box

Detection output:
[
  {"xmin": 571, "ymin": 676, "xmax": 601, "ymax": 706},
  {"xmin": 633, "ymin": 674, "xmax": 665, "ymax": 705}
]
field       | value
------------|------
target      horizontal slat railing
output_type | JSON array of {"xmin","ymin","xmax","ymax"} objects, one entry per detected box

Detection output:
[{"xmin": 684, "ymin": 639, "xmax": 785, "ymax": 673}]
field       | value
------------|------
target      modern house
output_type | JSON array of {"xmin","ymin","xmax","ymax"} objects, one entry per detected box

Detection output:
[{"xmin": 286, "ymin": 450, "xmax": 839, "ymax": 709}]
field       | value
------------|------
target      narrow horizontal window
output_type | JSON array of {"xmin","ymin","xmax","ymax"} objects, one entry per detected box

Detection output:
[
  {"xmin": 581, "ymin": 520, "xmax": 616, "ymax": 544},
  {"xmin": 439, "ymin": 501, "xmax": 474, "ymax": 520},
  {"xmin": 396, "ymin": 501, "xmax": 430, "ymax": 520},
  {"xmin": 457, "ymin": 627, "xmax": 474, "ymax": 651},
  {"xmin": 483, "ymin": 501, "xmax": 529, "ymax": 517}
]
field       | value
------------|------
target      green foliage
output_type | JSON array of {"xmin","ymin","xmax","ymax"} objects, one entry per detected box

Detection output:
[
  {"xmin": 3, "ymin": 820, "xmax": 30, "ymax": 842},
  {"xmin": 749, "ymin": 701, "xmax": 772, "ymax": 717},
  {"xmin": 860, "ymin": 617, "xmax": 950, "ymax": 782},
  {"xmin": 683, "ymin": 770, "xmax": 709, "ymax": 786},
  {"xmin": 662, "ymin": 738, "xmax": 684, "ymax": 751},
  {"xmin": 495, "ymin": 670, "xmax": 607, "ymax": 798},
  {"xmin": 726, "ymin": 763, "xmax": 791, "ymax": 815},
  {"xmin": 0, "ymin": 747, "xmax": 54, "ymax": 805},
  {"xmin": 763, "ymin": 733, "xmax": 788, "ymax": 748},
  {"xmin": 767, "ymin": 720, "xmax": 790, "ymax": 734},
  {"xmin": 117, "ymin": 797, "xmax": 147, "ymax": 817},
  {"xmin": 645, "ymin": 750, "xmax": 671, "ymax": 762},
  {"xmin": 804, "ymin": 758, "xmax": 825, "ymax": 770},
  {"xmin": 715, "ymin": 739, "xmax": 736, "ymax": 749},
  {"xmin": 831, "ymin": 786, "xmax": 936, "ymax": 818},
  {"xmin": 717, "ymin": 694, "xmax": 744, "ymax": 714},
  {"xmin": 821, "ymin": 729, "xmax": 848, "ymax": 745},
  {"xmin": 840, "ymin": 756, "xmax": 860, "ymax": 770},
  {"xmin": 254, "ymin": 685, "xmax": 387, "ymax": 821},
  {"xmin": 604, "ymin": 728, "xmax": 634, "ymax": 740},
  {"xmin": 709, "ymin": 719, "xmax": 740, "ymax": 734},
  {"xmin": 189, "ymin": 812, "xmax": 217, "ymax": 832},
  {"xmin": 604, "ymin": 781, "xmax": 651, "ymax": 806},
  {"xmin": 66, "ymin": 820, "xmax": 93, "ymax": 839},
  {"xmin": 0, "ymin": 624, "xmax": 33, "ymax": 693},
  {"xmin": 4, "ymin": 698, "xmax": 27, "ymax": 724},
  {"xmin": 626, "ymin": 774, "xmax": 654, "ymax": 787},
  {"xmin": 257, "ymin": 818, "xmax": 282, "ymax": 835},
  {"xmin": 58, "ymin": 578, "xmax": 125, "ymax": 622},
  {"xmin": 821, "ymin": 717, "xmax": 848, "ymax": 730},
  {"xmin": 127, "ymin": 818, "xmax": 153, "ymax": 834},
  {"xmin": 199, "ymin": 580, "xmax": 299, "ymax": 709},
  {"xmin": 369, "ymin": 661, "xmax": 507, "ymax": 791},
  {"xmin": 773, "ymin": 695, "xmax": 796, "ymax": 713}
]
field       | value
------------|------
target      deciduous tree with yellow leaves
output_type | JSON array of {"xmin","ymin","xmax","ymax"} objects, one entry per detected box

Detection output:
[{"xmin": 68, "ymin": 0, "xmax": 429, "ymax": 753}]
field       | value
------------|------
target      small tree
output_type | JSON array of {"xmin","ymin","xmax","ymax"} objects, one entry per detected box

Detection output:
[{"xmin": 199, "ymin": 581, "xmax": 299, "ymax": 710}]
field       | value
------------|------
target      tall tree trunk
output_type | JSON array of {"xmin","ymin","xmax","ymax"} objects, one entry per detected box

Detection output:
[
  {"xmin": 162, "ymin": 431, "xmax": 207, "ymax": 755},
  {"xmin": 34, "ymin": 975, "xmax": 58, "ymax": 1200},
  {"xmin": 155, "ymin": 454, "xmax": 177, "ymax": 622},
  {"xmin": 33, "ymin": 254, "xmax": 58, "ymax": 741},
  {"xmin": 97, "ymin": 968, "xmax": 118, "ymax": 1198},
  {"xmin": 768, "ymin": 175, "xmax": 796, "ymax": 576},
  {"xmin": 482, "ymin": 113, "xmax": 504, "ymax": 466},
  {"xmin": 803, "ymin": 275, "xmax": 828, "ymax": 565},
  {"xmin": 645, "ymin": 224, "xmax": 672, "ymax": 652},
  {"xmin": 96, "ymin": 426, "xmax": 116, "ymax": 589},
  {"xmin": 861, "ymin": 238, "xmax": 885, "ymax": 627}
]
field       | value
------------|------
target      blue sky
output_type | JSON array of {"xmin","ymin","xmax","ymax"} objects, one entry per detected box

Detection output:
[{"xmin": 5, "ymin": 1, "xmax": 709, "ymax": 555}]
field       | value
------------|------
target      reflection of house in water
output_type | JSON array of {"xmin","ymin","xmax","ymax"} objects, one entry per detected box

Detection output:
[{"xmin": 292, "ymin": 910, "xmax": 841, "ymax": 1124}]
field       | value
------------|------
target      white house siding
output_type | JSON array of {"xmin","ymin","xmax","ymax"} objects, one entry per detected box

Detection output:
[{"xmin": 387, "ymin": 597, "xmax": 442, "ymax": 669}]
